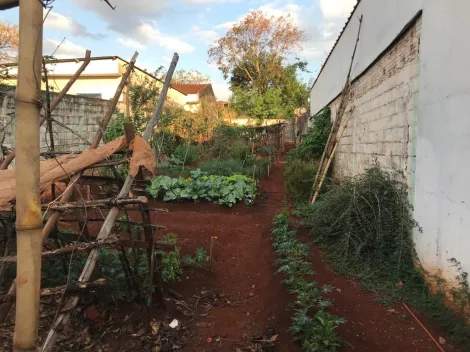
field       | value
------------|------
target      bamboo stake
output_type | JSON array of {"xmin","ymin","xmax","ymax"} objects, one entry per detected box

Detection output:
[
  {"xmin": 0, "ymin": 51, "xmax": 138, "ymax": 324},
  {"xmin": 309, "ymin": 15, "xmax": 363, "ymax": 204},
  {"xmin": 311, "ymin": 109, "xmax": 353, "ymax": 204},
  {"xmin": 41, "ymin": 53, "xmax": 179, "ymax": 352},
  {"xmin": 0, "ymin": 50, "xmax": 92, "ymax": 170},
  {"xmin": 14, "ymin": 1, "xmax": 43, "ymax": 350}
]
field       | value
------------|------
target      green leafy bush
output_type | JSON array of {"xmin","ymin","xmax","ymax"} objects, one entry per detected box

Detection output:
[
  {"xmin": 147, "ymin": 169, "xmax": 257, "ymax": 207},
  {"xmin": 299, "ymin": 166, "xmax": 416, "ymax": 283},
  {"xmin": 289, "ymin": 108, "xmax": 331, "ymax": 161},
  {"xmin": 297, "ymin": 166, "xmax": 470, "ymax": 345},
  {"xmin": 285, "ymin": 159, "xmax": 318, "ymax": 203},
  {"xmin": 271, "ymin": 212, "xmax": 344, "ymax": 351},
  {"xmin": 151, "ymin": 131, "xmax": 183, "ymax": 158},
  {"xmin": 229, "ymin": 141, "xmax": 251, "ymax": 160},
  {"xmin": 172, "ymin": 143, "xmax": 199, "ymax": 165}
]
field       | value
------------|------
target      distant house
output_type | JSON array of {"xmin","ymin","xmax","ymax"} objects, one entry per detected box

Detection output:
[
  {"xmin": 170, "ymin": 83, "xmax": 217, "ymax": 113},
  {"xmin": 1, "ymin": 55, "xmax": 187, "ymax": 113}
]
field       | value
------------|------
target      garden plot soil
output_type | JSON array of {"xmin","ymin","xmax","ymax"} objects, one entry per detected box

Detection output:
[
  {"xmin": 133, "ymin": 158, "xmax": 458, "ymax": 352},
  {"xmin": 50, "ymin": 158, "xmax": 459, "ymax": 352}
]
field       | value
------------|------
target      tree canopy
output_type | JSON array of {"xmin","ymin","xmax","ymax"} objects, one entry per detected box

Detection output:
[
  {"xmin": 158, "ymin": 68, "xmax": 210, "ymax": 85},
  {"xmin": 208, "ymin": 11, "xmax": 309, "ymax": 120},
  {"xmin": 0, "ymin": 22, "xmax": 18, "ymax": 63}
]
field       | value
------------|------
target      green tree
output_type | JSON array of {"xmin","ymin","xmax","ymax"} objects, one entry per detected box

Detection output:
[{"xmin": 229, "ymin": 60, "xmax": 309, "ymax": 120}]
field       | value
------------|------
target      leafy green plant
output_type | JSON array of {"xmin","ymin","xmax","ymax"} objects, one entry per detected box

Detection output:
[
  {"xmin": 183, "ymin": 247, "xmax": 209, "ymax": 267},
  {"xmin": 289, "ymin": 108, "xmax": 331, "ymax": 161},
  {"xmin": 147, "ymin": 169, "xmax": 257, "ymax": 207},
  {"xmin": 157, "ymin": 233, "xmax": 183, "ymax": 283},
  {"xmin": 285, "ymin": 159, "xmax": 318, "ymax": 203},
  {"xmin": 229, "ymin": 141, "xmax": 250, "ymax": 160},
  {"xmin": 172, "ymin": 143, "xmax": 199, "ymax": 165},
  {"xmin": 271, "ymin": 211, "xmax": 344, "ymax": 351},
  {"xmin": 159, "ymin": 248, "xmax": 182, "ymax": 283}
]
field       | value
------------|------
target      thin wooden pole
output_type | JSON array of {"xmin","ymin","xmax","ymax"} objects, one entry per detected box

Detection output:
[
  {"xmin": 14, "ymin": 1, "xmax": 43, "ymax": 350},
  {"xmin": 0, "ymin": 50, "xmax": 92, "ymax": 170},
  {"xmin": 309, "ymin": 16, "xmax": 363, "ymax": 204},
  {"xmin": 41, "ymin": 52, "xmax": 179, "ymax": 352}
]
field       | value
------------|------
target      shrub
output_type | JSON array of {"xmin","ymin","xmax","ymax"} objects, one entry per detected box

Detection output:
[
  {"xmin": 289, "ymin": 108, "xmax": 331, "ymax": 161},
  {"xmin": 151, "ymin": 131, "xmax": 183, "ymax": 159},
  {"xmin": 172, "ymin": 143, "xmax": 199, "ymax": 165},
  {"xmin": 299, "ymin": 166, "xmax": 416, "ymax": 280},
  {"xmin": 297, "ymin": 165, "xmax": 470, "ymax": 345},
  {"xmin": 229, "ymin": 141, "xmax": 251, "ymax": 160},
  {"xmin": 285, "ymin": 159, "xmax": 318, "ymax": 203}
]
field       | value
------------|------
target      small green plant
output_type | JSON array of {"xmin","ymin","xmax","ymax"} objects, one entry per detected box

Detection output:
[
  {"xmin": 172, "ymin": 143, "xmax": 199, "ymax": 165},
  {"xmin": 284, "ymin": 159, "xmax": 318, "ymax": 203},
  {"xmin": 229, "ymin": 141, "xmax": 250, "ymax": 160},
  {"xmin": 289, "ymin": 108, "xmax": 331, "ymax": 161},
  {"xmin": 271, "ymin": 211, "xmax": 344, "ymax": 351},
  {"xmin": 183, "ymin": 247, "xmax": 209, "ymax": 267},
  {"xmin": 159, "ymin": 248, "xmax": 182, "ymax": 283},
  {"xmin": 157, "ymin": 233, "xmax": 182, "ymax": 283},
  {"xmin": 147, "ymin": 169, "xmax": 257, "ymax": 207}
]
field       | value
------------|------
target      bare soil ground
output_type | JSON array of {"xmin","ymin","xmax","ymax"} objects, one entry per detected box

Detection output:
[
  {"xmin": 2, "ymin": 158, "xmax": 458, "ymax": 352},
  {"xmin": 110, "ymin": 158, "xmax": 457, "ymax": 352}
]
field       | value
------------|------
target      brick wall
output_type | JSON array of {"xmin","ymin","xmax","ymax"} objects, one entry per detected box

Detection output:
[
  {"xmin": 330, "ymin": 17, "xmax": 421, "ymax": 184},
  {"xmin": 0, "ymin": 87, "xmax": 112, "ymax": 158}
]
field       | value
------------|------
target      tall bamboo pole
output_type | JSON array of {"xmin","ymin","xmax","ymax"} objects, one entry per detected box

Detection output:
[{"xmin": 14, "ymin": 1, "xmax": 43, "ymax": 350}]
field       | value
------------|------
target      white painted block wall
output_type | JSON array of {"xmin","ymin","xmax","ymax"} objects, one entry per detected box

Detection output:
[{"xmin": 330, "ymin": 18, "xmax": 421, "ymax": 183}]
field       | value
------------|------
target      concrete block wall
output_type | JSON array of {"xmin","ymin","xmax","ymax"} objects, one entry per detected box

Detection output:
[
  {"xmin": 0, "ymin": 87, "xmax": 111, "ymax": 157},
  {"xmin": 330, "ymin": 17, "xmax": 421, "ymax": 184}
]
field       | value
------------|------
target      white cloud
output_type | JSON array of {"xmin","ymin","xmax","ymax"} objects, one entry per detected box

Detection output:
[
  {"xmin": 117, "ymin": 37, "xmax": 146, "ymax": 50},
  {"xmin": 190, "ymin": 26, "xmax": 219, "ymax": 45},
  {"xmin": 138, "ymin": 23, "xmax": 195, "ymax": 53},
  {"xmin": 320, "ymin": 0, "xmax": 357, "ymax": 19},
  {"xmin": 214, "ymin": 21, "xmax": 236, "ymax": 31},
  {"xmin": 44, "ymin": 11, "xmax": 103, "ymax": 39},
  {"xmin": 183, "ymin": 0, "xmax": 239, "ymax": 3},
  {"xmin": 212, "ymin": 83, "xmax": 231, "ymax": 101},
  {"xmin": 43, "ymin": 39, "xmax": 87, "ymax": 58},
  {"xmin": 71, "ymin": 0, "xmax": 169, "ymax": 33}
]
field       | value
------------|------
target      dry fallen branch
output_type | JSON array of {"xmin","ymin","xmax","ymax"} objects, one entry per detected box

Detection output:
[
  {"xmin": 0, "ymin": 279, "xmax": 106, "ymax": 303},
  {"xmin": 0, "ymin": 239, "xmax": 176, "ymax": 264},
  {"xmin": 42, "ymin": 196, "xmax": 148, "ymax": 212}
]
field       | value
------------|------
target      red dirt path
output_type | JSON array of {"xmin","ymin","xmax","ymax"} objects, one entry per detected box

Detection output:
[{"xmin": 143, "ymin": 158, "xmax": 458, "ymax": 352}]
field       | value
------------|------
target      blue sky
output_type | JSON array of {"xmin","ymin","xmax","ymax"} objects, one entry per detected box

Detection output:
[{"xmin": 1, "ymin": 0, "xmax": 356, "ymax": 100}]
